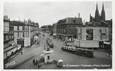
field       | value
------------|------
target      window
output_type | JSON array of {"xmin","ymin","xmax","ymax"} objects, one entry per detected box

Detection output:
[
  {"xmin": 14, "ymin": 26, "xmax": 17, "ymax": 31},
  {"xmin": 14, "ymin": 32, "xmax": 18, "ymax": 38},
  {"xmin": 19, "ymin": 32, "xmax": 23, "ymax": 38},
  {"xmin": 24, "ymin": 32, "xmax": 29, "ymax": 37},
  {"xmin": 9, "ymin": 35, "xmax": 11, "ymax": 39},
  {"xmin": 100, "ymin": 28, "xmax": 107, "ymax": 40},
  {"xmin": 73, "ymin": 19, "xmax": 76, "ymax": 23},
  {"xmin": 22, "ymin": 32, "xmax": 24, "ymax": 38},
  {"xmin": 86, "ymin": 29, "xmax": 93, "ymax": 40},
  {"xmin": 23, "ymin": 26, "xmax": 24, "ymax": 30},
  {"xmin": 17, "ymin": 26, "xmax": 19, "ymax": 30},
  {"xmin": 19, "ymin": 26, "xmax": 23, "ymax": 31},
  {"xmin": 18, "ymin": 32, "xmax": 19, "ymax": 37},
  {"xmin": 4, "ymin": 22, "xmax": 9, "ymax": 32},
  {"xmin": 6, "ymin": 35, "xmax": 8, "ymax": 40},
  {"xmin": 4, "ymin": 27, "xmax": 9, "ymax": 32}
]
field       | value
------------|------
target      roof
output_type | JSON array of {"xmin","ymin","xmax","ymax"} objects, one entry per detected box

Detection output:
[
  {"xmin": 10, "ymin": 21, "xmax": 25, "ymax": 26},
  {"xmin": 10, "ymin": 20, "xmax": 39, "ymax": 27}
]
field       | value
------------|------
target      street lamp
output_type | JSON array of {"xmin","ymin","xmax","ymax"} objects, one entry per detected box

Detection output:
[{"xmin": 79, "ymin": 25, "xmax": 82, "ymax": 48}]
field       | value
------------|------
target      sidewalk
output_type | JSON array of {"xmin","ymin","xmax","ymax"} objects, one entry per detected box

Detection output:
[{"xmin": 5, "ymin": 44, "xmax": 43, "ymax": 69}]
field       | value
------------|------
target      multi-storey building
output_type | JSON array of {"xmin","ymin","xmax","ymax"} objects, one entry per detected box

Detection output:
[
  {"xmin": 4, "ymin": 16, "xmax": 19, "ymax": 64},
  {"xmin": 11, "ymin": 19, "xmax": 39, "ymax": 48},
  {"xmin": 53, "ymin": 4, "xmax": 112, "ymax": 48},
  {"xmin": 4, "ymin": 16, "xmax": 39, "ymax": 66},
  {"xmin": 41, "ymin": 25, "xmax": 53, "ymax": 34},
  {"xmin": 11, "ymin": 21, "xmax": 25, "ymax": 47},
  {"xmin": 24, "ymin": 19, "xmax": 39, "ymax": 46},
  {"xmin": 53, "ymin": 13, "xmax": 83, "ymax": 41}
]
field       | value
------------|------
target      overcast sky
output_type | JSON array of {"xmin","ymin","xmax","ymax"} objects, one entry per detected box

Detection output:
[{"xmin": 4, "ymin": 1, "xmax": 112, "ymax": 27}]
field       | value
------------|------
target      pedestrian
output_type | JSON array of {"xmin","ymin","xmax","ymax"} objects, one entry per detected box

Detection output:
[
  {"xmin": 34, "ymin": 59, "xmax": 37, "ymax": 65},
  {"xmin": 50, "ymin": 43, "xmax": 54, "ymax": 48},
  {"xmin": 37, "ymin": 62, "xmax": 40, "ymax": 68},
  {"xmin": 21, "ymin": 50, "xmax": 23, "ymax": 55},
  {"xmin": 99, "ymin": 41, "xmax": 101, "ymax": 48},
  {"xmin": 99, "ymin": 41, "xmax": 103, "ymax": 48},
  {"xmin": 102, "ymin": 41, "xmax": 104, "ymax": 48},
  {"xmin": 33, "ymin": 59, "xmax": 35, "ymax": 65},
  {"xmin": 36, "ymin": 60, "xmax": 38, "ymax": 65}
]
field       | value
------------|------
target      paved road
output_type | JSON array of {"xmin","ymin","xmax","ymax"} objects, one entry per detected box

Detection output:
[
  {"xmin": 5, "ymin": 34, "xmax": 45, "ymax": 69},
  {"xmin": 47, "ymin": 36, "xmax": 112, "ymax": 69},
  {"xmin": 10, "ymin": 33, "xmax": 112, "ymax": 69},
  {"xmin": 13, "ymin": 33, "xmax": 49, "ymax": 69}
]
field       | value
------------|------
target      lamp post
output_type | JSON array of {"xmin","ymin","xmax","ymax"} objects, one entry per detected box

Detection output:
[
  {"xmin": 79, "ymin": 25, "xmax": 82, "ymax": 48},
  {"xmin": 78, "ymin": 27, "xmax": 80, "ymax": 48}
]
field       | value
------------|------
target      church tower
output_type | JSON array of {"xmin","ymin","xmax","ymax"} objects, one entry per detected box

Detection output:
[
  {"xmin": 95, "ymin": 3, "xmax": 100, "ymax": 22},
  {"xmin": 101, "ymin": 3, "xmax": 105, "ymax": 21}
]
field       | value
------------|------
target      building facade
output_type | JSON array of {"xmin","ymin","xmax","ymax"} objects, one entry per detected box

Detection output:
[
  {"xmin": 41, "ymin": 25, "xmax": 53, "ymax": 35},
  {"xmin": 4, "ymin": 16, "xmax": 39, "ymax": 65},
  {"xmin": 73, "ymin": 26, "xmax": 109, "ymax": 48},
  {"xmin": 53, "ymin": 4, "xmax": 111, "ymax": 48},
  {"xmin": 4, "ymin": 16, "xmax": 19, "ymax": 64},
  {"xmin": 12, "ymin": 20, "xmax": 39, "ymax": 48},
  {"xmin": 53, "ymin": 14, "xmax": 83, "ymax": 41}
]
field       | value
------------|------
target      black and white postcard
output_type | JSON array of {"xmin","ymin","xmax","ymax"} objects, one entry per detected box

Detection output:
[{"xmin": 1, "ymin": 0, "xmax": 113, "ymax": 70}]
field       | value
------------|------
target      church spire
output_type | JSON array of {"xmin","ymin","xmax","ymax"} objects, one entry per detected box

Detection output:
[
  {"xmin": 101, "ymin": 3, "xmax": 105, "ymax": 21},
  {"xmin": 95, "ymin": 3, "xmax": 100, "ymax": 22}
]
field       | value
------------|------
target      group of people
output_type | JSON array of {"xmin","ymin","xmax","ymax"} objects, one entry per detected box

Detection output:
[
  {"xmin": 33, "ymin": 58, "xmax": 44, "ymax": 68},
  {"xmin": 99, "ymin": 41, "xmax": 104, "ymax": 48},
  {"xmin": 99, "ymin": 41, "xmax": 112, "ymax": 57},
  {"xmin": 33, "ymin": 59, "xmax": 39, "ymax": 66}
]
